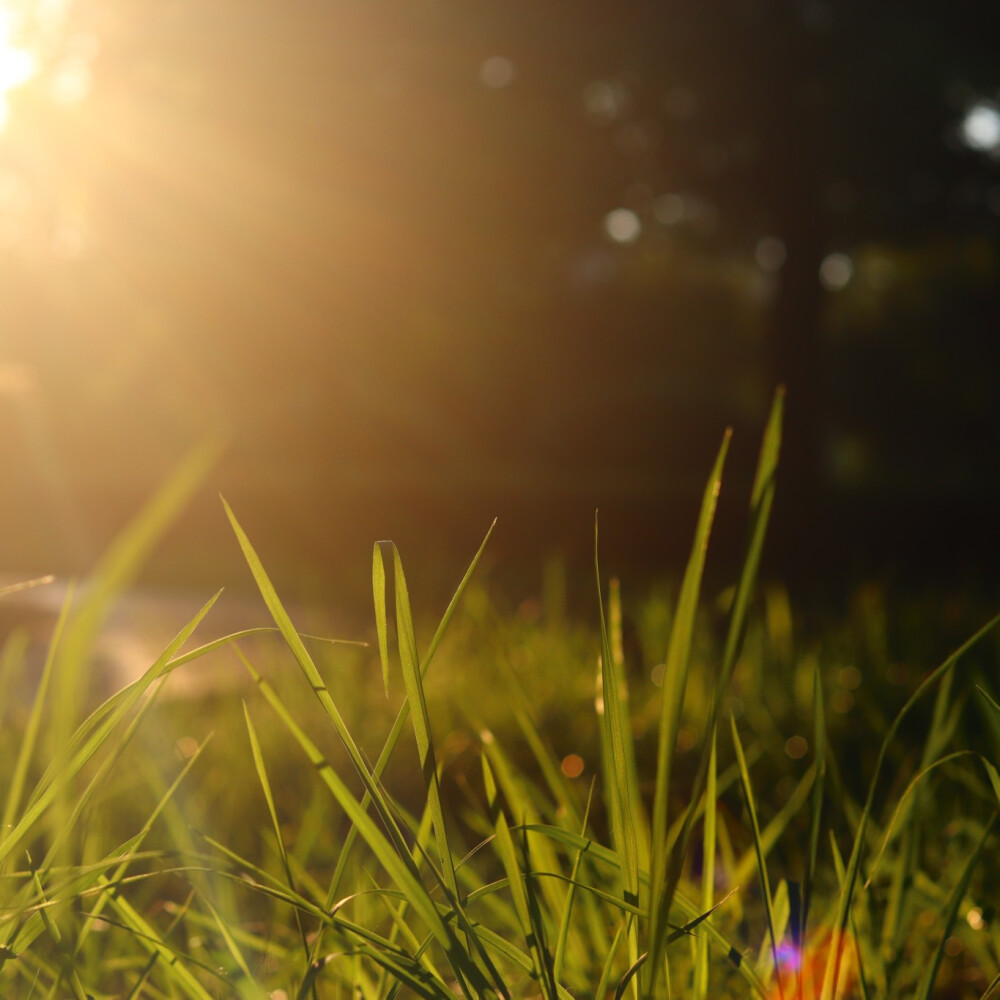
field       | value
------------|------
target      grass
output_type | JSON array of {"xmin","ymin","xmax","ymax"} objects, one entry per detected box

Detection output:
[{"xmin": 2, "ymin": 393, "xmax": 1000, "ymax": 998}]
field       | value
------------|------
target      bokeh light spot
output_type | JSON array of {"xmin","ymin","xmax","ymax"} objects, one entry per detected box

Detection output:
[
  {"xmin": 831, "ymin": 689, "xmax": 854, "ymax": 714},
  {"xmin": 819, "ymin": 252, "xmax": 853, "ymax": 290},
  {"xmin": 480, "ymin": 55, "xmax": 514, "ymax": 89},
  {"xmin": 967, "ymin": 907, "xmax": 984, "ymax": 930},
  {"xmin": 838, "ymin": 665, "xmax": 862, "ymax": 690},
  {"xmin": 583, "ymin": 79, "xmax": 629, "ymax": 124},
  {"xmin": 604, "ymin": 207, "xmax": 641, "ymax": 243},
  {"xmin": 960, "ymin": 101, "xmax": 1000, "ymax": 153},
  {"xmin": 755, "ymin": 236, "xmax": 787, "ymax": 272},
  {"xmin": 784, "ymin": 735, "xmax": 809, "ymax": 759},
  {"xmin": 652, "ymin": 192, "xmax": 685, "ymax": 226},
  {"xmin": 560, "ymin": 753, "xmax": 584, "ymax": 779}
]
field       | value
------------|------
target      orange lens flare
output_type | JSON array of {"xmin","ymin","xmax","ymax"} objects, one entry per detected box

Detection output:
[{"xmin": 769, "ymin": 929, "xmax": 859, "ymax": 1000}]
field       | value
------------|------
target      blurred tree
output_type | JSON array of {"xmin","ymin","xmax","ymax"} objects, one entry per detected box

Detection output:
[{"xmin": 520, "ymin": 0, "xmax": 1000, "ymax": 555}]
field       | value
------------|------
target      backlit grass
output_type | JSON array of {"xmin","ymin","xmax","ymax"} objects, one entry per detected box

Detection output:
[{"xmin": 2, "ymin": 393, "xmax": 999, "ymax": 998}]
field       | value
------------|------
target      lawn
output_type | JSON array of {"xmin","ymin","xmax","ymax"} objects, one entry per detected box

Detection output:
[{"xmin": 2, "ymin": 392, "xmax": 999, "ymax": 999}]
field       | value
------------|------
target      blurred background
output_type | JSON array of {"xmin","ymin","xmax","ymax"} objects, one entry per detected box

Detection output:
[{"xmin": 2, "ymin": 0, "xmax": 1000, "ymax": 611}]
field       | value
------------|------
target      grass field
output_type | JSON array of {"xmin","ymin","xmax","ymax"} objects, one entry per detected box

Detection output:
[{"xmin": 2, "ymin": 393, "xmax": 1000, "ymax": 999}]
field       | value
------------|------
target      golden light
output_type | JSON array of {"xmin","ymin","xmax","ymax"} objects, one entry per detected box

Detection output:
[{"xmin": 0, "ymin": 5, "xmax": 38, "ymax": 130}]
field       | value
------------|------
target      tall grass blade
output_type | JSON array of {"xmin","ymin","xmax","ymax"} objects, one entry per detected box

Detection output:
[
  {"xmin": 595, "ymin": 513, "xmax": 641, "ymax": 995},
  {"xmin": 651, "ymin": 389, "xmax": 783, "ymax": 993},
  {"xmin": 0, "ymin": 575, "xmax": 55, "ymax": 599},
  {"xmin": 819, "ymin": 610, "xmax": 1000, "ymax": 1000},
  {"xmin": 1, "ymin": 585, "xmax": 73, "ymax": 836},
  {"xmin": 28, "ymin": 863, "xmax": 89, "ymax": 1000},
  {"xmin": 223, "ymin": 499, "xmax": 411, "ymax": 858},
  {"xmin": 311, "ymin": 523, "xmax": 494, "ymax": 976},
  {"xmin": 0, "ymin": 591, "xmax": 222, "ymax": 868},
  {"xmin": 646, "ymin": 429, "xmax": 731, "ymax": 993},
  {"xmin": 552, "ymin": 777, "xmax": 596, "ymax": 983},
  {"xmin": 483, "ymin": 753, "xmax": 557, "ymax": 999},
  {"xmin": 243, "ymin": 703, "xmax": 310, "ymax": 961},
  {"xmin": 914, "ymin": 813, "xmax": 997, "ymax": 1000},
  {"xmin": 693, "ymin": 727, "xmax": 717, "ymax": 999},
  {"xmin": 232, "ymin": 648, "xmax": 496, "ymax": 998},
  {"xmin": 803, "ymin": 659, "xmax": 826, "ymax": 949},
  {"xmin": 373, "ymin": 542, "xmax": 391, "ymax": 696},
  {"xmin": 381, "ymin": 542, "xmax": 459, "ymax": 899},
  {"xmin": 731, "ymin": 714, "xmax": 785, "ymax": 1000}
]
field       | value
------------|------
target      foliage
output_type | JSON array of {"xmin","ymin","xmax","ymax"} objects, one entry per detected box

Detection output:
[{"xmin": 2, "ymin": 400, "xmax": 999, "ymax": 998}]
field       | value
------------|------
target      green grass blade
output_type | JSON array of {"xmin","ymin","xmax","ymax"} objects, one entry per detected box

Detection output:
[
  {"xmin": 553, "ymin": 778, "xmax": 596, "ymax": 983},
  {"xmin": 28, "ymin": 864, "xmax": 89, "ymax": 1000},
  {"xmin": 243, "ymin": 703, "xmax": 310, "ymax": 962},
  {"xmin": 609, "ymin": 576, "xmax": 648, "ymax": 866},
  {"xmin": 223, "ymin": 499, "xmax": 411, "ymax": 857},
  {"xmin": 233, "ymin": 648, "xmax": 492, "ymax": 998},
  {"xmin": 803, "ymin": 658, "xmax": 826, "ymax": 945},
  {"xmin": 483, "ymin": 753, "xmax": 557, "ymax": 999},
  {"xmin": 652, "ymin": 390, "xmax": 783, "ymax": 986},
  {"xmin": 202, "ymin": 895, "xmax": 271, "ymax": 999},
  {"xmin": 731, "ymin": 714, "xmax": 785, "ymax": 1000},
  {"xmin": 819, "ymin": 610, "xmax": 1000, "ymax": 1000},
  {"xmin": 595, "ymin": 514, "xmax": 641, "ymax": 994},
  {"xmin": 0, "ymin": 591, "xmax": 221, "ymax": 867},
  {"xmin": 647, "ymin": 429, "xmax": 730, "ymax": 992},
  {"xmin": 385, "ymin": 542, "xmax": 459, "ymax": 899},
  {"xmin": 311, "ymin": 523, "xmax": 494, "ymax": 974},
  {"xmin": 1, "ymin": 583, "xmax": 73, "ymax": 836},
  {"xmin": 0, "ymin": 574, "xmax": 56, "ymax": 600},
  {"xmin": 914, "ymin": 813, "xmax": 997, "ymax": 1000},
  {"xmin": 693, "ymin": 727, "xmax": 717, "ymax": 999},
  {"xmin": 373, "ymin": 541, "xmax": 391, "ymax": 696}
]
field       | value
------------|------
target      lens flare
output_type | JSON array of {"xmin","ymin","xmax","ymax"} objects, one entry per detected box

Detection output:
[
  {"xmin": 769, "ymin": 929, "xmax": 858, "ymax": 1000},
  {"xmin": 0, "ymin": 7, "xmax": 38, "ymax": 129}
]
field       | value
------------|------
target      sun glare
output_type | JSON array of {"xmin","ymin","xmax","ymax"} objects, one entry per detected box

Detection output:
[{"xmin": 0, "ymin": 6, "xmax": 38, "ymax": 129}]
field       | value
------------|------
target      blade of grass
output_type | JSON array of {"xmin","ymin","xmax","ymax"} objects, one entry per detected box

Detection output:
[
  {"xmin": 232, "ymin": 647, "xmax": 497, "ymax": 999},
  {"xmin": 595, "ymin": 513, "xmax": 641, "ymax": 996},
  {"xmin": 1, "ymin": 584, "xmax": 73, "ymax": 837},
  {"xmin": 914, "ymin": 813, "xmax": 997, "ymax": 1000},
  {"xmin": 28, "ymin": 862, "xmax": 89, "ymax": 1000},
  {"xmin": 381, "ymin": 542, "xmax": 459, "ymax": 900},
  {"xmin": 0, "ymin": 574, "xmax": 56, "ymax": 600},
  {"xmin": 483, "ymin": 753, "xmax": 558, "ymax": 1000},
  {"xmin": 373, "ymin": 542, "xmax": 391, "ymax": 696},
  {"xmin": 223, "ymin": 498, "xmax": 412, "ymax": 858},
  {"xmin": 819, "ymin": 610, "xmax": 1000, "ymax": 1000},
  {"xmin": 731, "ymin": 714, "xmax": 785, "ymax": 1000},
  {"xmin": 646, "ymin": 429, "xmax": 731, "ymax": 994},
  {"xmin": 652, "ymin": 389, "xmax": 783, "ymax": 994},
  {"xmin": 243, "ymin": 704, "xmax": 310, "ymax": 962},
  {"xmin": 609, "ymin": 576, "xmax": 648, "ymax": 867},
  {"xmin": 693, "ymin": 727, "xmax": 717, "ymax": 999},
  {"xmin": 802, "ymin": 659, "xmax": 826, "ymax": 952},
  {"xmin": 553, "ymin": 777, "xmax": 597, "ymax": 984},
  {"xmin": 0, "ymin": 590, "xmax": 222, "ymax": 868},
  {"xmin": 322, "ymin": 520, "xmax": 496, "ymax": 910}
]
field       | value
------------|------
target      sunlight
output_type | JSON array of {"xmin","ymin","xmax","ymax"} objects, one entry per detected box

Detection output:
[{"xmin": 0, "ymin": 5, "xmax": 38, "ymax": 130}]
